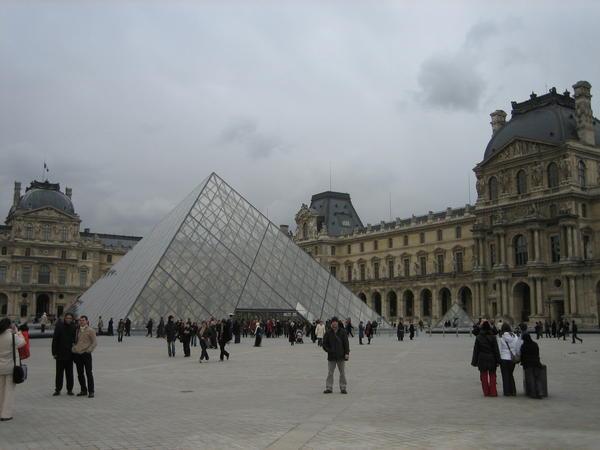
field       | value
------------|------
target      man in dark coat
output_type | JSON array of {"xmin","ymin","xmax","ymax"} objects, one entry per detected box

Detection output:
[
  {"xmin": 218, "ymin": 318, "xmax": 231, "ymax": 361},
  {"xmin": 471, "ymin": 321, "xmax": 500, "ymax": 397},
  {"xmin": 358, "ymin": 321, "xmax": 365, "ymax": 345},
  {"xmin": 322, "ymin": 317, "xmax": 350, "ymax": 394},
  {"xmin": 397, "ymin": 321, "xmax": 404, "ymax": 341},
  {"xmin": 165, "ymin": 316, "xmax": 177, "ymax": 357},
  {"xmin": 146, "ymin": 318, "xmax": 153, "ymax": 337},
  {"xmin": 571, "ymin": 320, "xmax": 583, "ymax": 343},
  {"xmin": 52, "ymin": 312, "xmax": 76, "ymax": 396},
  {"xmin": 124, "ymin": 318, "xmax": 131, "ymax": 337}
]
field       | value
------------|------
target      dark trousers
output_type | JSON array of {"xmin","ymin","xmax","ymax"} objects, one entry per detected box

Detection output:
[
  {"xmin": 500, "ymin": 360, "xmax": 516, "ymax": 396},
  {"xmin": 55, "ymin": 359, "xmax": 74, "ymax": 393},
  {"xmin": 146, "ymin": 328, "xmax": 152, "ymax": 337},
  {"xmin": 118, "ymin": 331, "xmax": 124, "ymax": 342},
  {"xmin": 183, "ymin": 340, "xmax": 191, "ymax": 357},
  {"xmin": 359, "ymin": 336, "xmax": 363, "ymax": 345},
  {"xmin": 219, "ymin": 341, "xmax": 230, "ymax": 360},
  {"xmin": 199, "ymin": 339, "xmax": 209, "ymax": 360},
  {"xmin": 74, "ymin": 353, "xmax": 94, "ymax": 394},
  {"xmin": 234, "ymin": 334, "xmax": 241, "ymax": 344},
  {"xmin": 572, "ymin": 333, "xmax": 583, "ymax": 343}
]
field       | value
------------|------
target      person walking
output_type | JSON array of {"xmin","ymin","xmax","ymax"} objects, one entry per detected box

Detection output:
[
  {"xmin": 107, "ymin": 318, "xmax": 114, "ymax": 336},
  {"xmin": 322, "ymin": 317, "xmax": 350, "ymax": 394},
  {"xmin": 408, "ymin": 322, "xmax": 415, "ymax": 341},
  {"xmin": 497, "ymin": 323, "xmax": 521, "ymax": 396},
  {"xmin": 345, "ymin": 319, "xmax": 354, "ymax": 338},
  {"xmin": 288, "ymin": 321, "xmax": 296, "ymax": 346},
  {"xmin": 571, "ymin": 321, "xmax": 583, "ymax": 344},
  {"xmin": 397, "ymin": 321, "xmax": 404, "ymax": 341},
  {"xmin": 471, "ymin": 321, "xmax": 500, "ymax": 397},
  {"xmin": 315, "ymin": 320, "xmax": 326, "ymax": 347},
  {"xmin": 180, "ymin": 322, "xmax": 192, "ymax": 357},
  {"xmin": 198, "ymin": 321, "xmax": 210, "ymax": 362},
  {"xmin": 97, "ymin": 316, "xmax": 103, "ymax": 336},
  {"xmin": 520, "ymin": 333, "xmax": 546, "ymax": 399},
  {"xmin": 146, "ymin": 319, "xmax": 153, "ymax": 337},
  {"xmin": 358, "ymin": 321, "xmax": 365, "ymax": 345},
  {"xmin": 165, "ymin": 316, "xmax": 176, "ymax": 357},
  {"xmin": 117, "ymin": 319, "xmax": 125, "ymax": 343},
  {"xmin": 72, "ymin": 316, "xmax": 97, "ymax": 398},
  {"xmin": 51, "ymin": 313, "xmax": 76, "ymax": 396},
  {"xmin": 18, "ymin": 324, "xmax": 30, "ymax": 362},
  {"xmin": 40, "ymin": 312, "xmax": 49, "ymax": 333},
  {"xmin": 365, "ymin": 321, "xmax": 373, "ymax": 344},
  {"xmin": 0, "ymin": 319, "xmax": 26, "ymax": 421},
  {"xmin": 254, "ymin": 322, "xmax": 263, "ymax": 347},
  {"xmin": 124, "ymin": 318, "xmax": 131, "ymax": 337},
  {"xmin": 233, "ymin": 319, "xmax": 241, "ymax": 344},
  {"xmin": 218, "ymin": 318, "xmax": 231, "ymax": 361}
]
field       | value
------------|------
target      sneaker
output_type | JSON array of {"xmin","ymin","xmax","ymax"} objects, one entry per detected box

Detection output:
[
  {"xmin": 76, "ymin": 391, "xmax": 88, "ymax": 397},
  {"xmin": 323, "ymin": 389, "xmax": 333, "ymax": 394},
  {"xmin": 340, "ymin": 389, "xmax": 348, "ymax": 394},
  {"xmin": 52, "ymin": 391, "xmax": 60, "ymax": 396},
  {"xmin": 88, "ymin": 393, "xmax": 95, "ymax": 398}
]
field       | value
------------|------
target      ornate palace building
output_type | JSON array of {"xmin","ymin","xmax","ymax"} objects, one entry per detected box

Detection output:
[
  {"xmin": 295, "ymin": 81, "xmax": 600, "ymax": 328},
  {"xmin": 0, "ymin": 180, "xmax": 141, "ymax": 321}
]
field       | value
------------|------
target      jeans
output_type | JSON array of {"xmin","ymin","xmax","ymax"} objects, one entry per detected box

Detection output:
[
  {"xmin": 199, "ymin": 339, "xmax": 209, "ymax": 361},
  {"xmin": 500, "ymin": 360, "xmax": 516, "ymax": 395},
  {"xmin": 168, "ymin": 340, "xmax": 176, "ymax": 357},
  {"xmin": 219, "ymin": 341, "xmax": 230, "ymax": 361},
  {"xmin": 74, "ymin": 353, "xmax": 94, "ymax": 394},
  {"xmin": 326, "ymin": 360, "xmax": 347, "ymax": 391}
]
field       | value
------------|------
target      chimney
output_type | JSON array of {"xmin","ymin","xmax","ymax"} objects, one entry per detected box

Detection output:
[
  {"xmin": 572, "ymin": 81, "xmax": 596, "ymax": 146},
  {"xmin": 490, "ymin": 110, "xmax": 507, "ymax": 135},
  {"xmin": 65, "ymin": 187, "xmax": 72, "ymax": 199},
  {"xmin": 13, "ymin": 182, "xmax": 21, "ymax": 206},
  {"xmin": 279, "ymin": 224, "xmax": 289, "ymax": 235}
]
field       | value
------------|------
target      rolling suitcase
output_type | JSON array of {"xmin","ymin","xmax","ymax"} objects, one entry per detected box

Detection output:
[{"xmin": 523, "ymin": 364, "xmax": 548, "ymax": 398}]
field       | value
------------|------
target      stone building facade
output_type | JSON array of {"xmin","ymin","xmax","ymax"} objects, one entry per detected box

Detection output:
[
  {"xmin": 0, "ymin": 180, "xmax": 141, "ymax": 321},
  {"xmin": 295, "ymin": 81, "xmax": 600, "ymax": 328}
]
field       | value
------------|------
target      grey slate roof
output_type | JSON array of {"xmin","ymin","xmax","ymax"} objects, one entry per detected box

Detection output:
[
  {"xmin": 79, "ymin": 231, "xmax": 142, "ymax": 250},
  {"xmin": 309, "ymin": 191, "xmax": 363, "ymax": 237},
  {"xmin": 484, "ymin": 88, "xmax": 600, "ymax": 161}
]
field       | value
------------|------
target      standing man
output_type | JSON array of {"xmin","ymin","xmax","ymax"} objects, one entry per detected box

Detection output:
[
  {"xmin": 72, "ymin": 315, "xmax": 97, "ymax": 398},
  {"xmin": 97, "ymin": 316, "xmax": 103, "ymax": 336},
  {"xmin": 358, "ymin": 321, "xmax": 365, "ymax": 345},
  {"xmin": 165, "ymin": 316, "xmax": 176, "ymax": 357},
  {"xmin": 124, "ymin": 318, "xmax": 131, "ymax": 337},
  {"xmin": 322, "ymin": 317, "xmax": 349, "ymax": 394},
  {"xmin": 51, "ymin": 312, "xmax": 76, "ymax": 396},
  {"xmin": 397, "ymin": 320, "xmax": 404, "ymax": 341},
  {"xmin": 146, "ymin": 318, "xmax": 153, "ymax": 337},
  {"xmin": 218, "ymin": 318, "xmax": 231, "ymax": 361},
  {"xmin": 107, "ymin": 318, "xmax": 114, "ymax": 336}
]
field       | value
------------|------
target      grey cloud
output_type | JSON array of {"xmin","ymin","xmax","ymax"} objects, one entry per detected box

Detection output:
[{"xmin": 219, "ymin": 118, "xmax": 284, "ymax": 160}]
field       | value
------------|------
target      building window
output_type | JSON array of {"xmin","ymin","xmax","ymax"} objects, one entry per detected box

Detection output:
[
  {"xmin": 583, "ymin": 235, "xmax": 591, "ymax": 260},
  {"xmin": 578, "ymin": 160, "xmax": 587, "ymax": 187},
  {"xmin": 373, "ymin": 240, "xmax": 378, "ymax": 251},
  {"xmin": 437, "ymin": 254, "xmax": 444, "ymax": 273},
  {"xmin": 403, "ymin": 258, "xmax": 410, "ymax": 277},
  {"xmin": 581, "ymin": 203, "xmax": 588, "ymax": 218},
  {"xmin": 58, "ymin": 268, "xmax": 67, "ymax": 286},
  {"xmin": 437, "ymin": 229, "xmax": 443, "ymax": 241},
  {"xmin": 346, "ymin": 265, "xmax": 352, "ymax": 282},
  {"xmin": 38, "ymin": 265, "xmax": 50, "ymax": 284},
  {"xmin": 25, "ymin": 248, "xmax": 31, "ymax": 257},
  {"xmin": 490, "ymin": 243, "xmax": 496, "ymax": 266},
  {"xmin": 455, "ymin": 226, "xmax": 462, "ymax": 239},
  {"xmin": 347, "ymin": 244, "xmax": 351, "ymax": 255},
  {"xmin": 419, "ymin": 256, "xmax": 427, "ymax": 276},
  {"xmin": 61, "ymin": 226, "xmax": 68, "ymax": 241},
  {"xmin": 0, "ymin": 265, "xmax": 7, "ymax": 282},
  {"xmin": 388, "ymin": 238, "xmax": 393, "ymax": 249},
  {"xmin": 488, "ymin": 177, "xmax": 498, "ymax": 201},
  {"xmin": 1, "ymin": 247, "xmax": 6, "ymax": 255},
  {"xmin": 61, "ymin": 250, "xmax": 67, "ymax": 259},
  {"xmin": 547, "ymin": 162, "xmax": 559, "ymax": 188},
  {"xmin": 20, "ymin": 304, "xmax": 27, "ymax": 317},
  {"xmin": 373, "ymin": 262, "xmax": 379, "ymax": 280},
  {"xmin": 388, "ymin": 260, "xmax": 394, "ymax": 278},
  {"xmin": 419, "ymin": 232, "xmax": 425, "ymax": 244},
  {"xmin": 25, "ymin": 223, "xmax": 33, "ymax": 239},
  {"xmin": 0, "ymin": 301, "xmax": 6, "ymax": 316},
  {"xmin": 550, "ymin": 235, "xmax": 560, "ymax": 263},
  {"xmin": 42, "ymin": 224, "xmax": 51, "ymax": 241},
  {"xmin": 360, "ymin": 242, "xmax": 364, "ymax": 252},
  {"xmin": 107, "ymin": 254, "xmax": 113, "ymax": 263},
  {"xmin": 21, "ymin": 266, "xmax": 31, "ymax": 284},
  {"xmin": 454, "ymin": 252, "xmax": 464, "ymax": 273},
  {"xmin": 79, "ymin": 269, "xmax": 88, "ymax": 288},
  {"xmin": 516, "ymin": 170, "xmax": 528, "ymax": 194},
  {"xmin": 82, "ymin": 251, "xmax": 87, "ymax": 261},
  {"xmin": 330, "ymin": 266, "xmax": 337, "ymax": 278},
  {"xmin": 360, "ymin": 264, "xmax": 366, "ymax": 281},
  {"xmin": 403, "ymin": 235, "xmax": 409, "ymax": 246},
  {"xmin": 514, "ymin": 234, "xmax": 528, "ymax": 266},
  {"xmin": 330, "ymin": 246, "xmax": 336, "ymax": 256}
]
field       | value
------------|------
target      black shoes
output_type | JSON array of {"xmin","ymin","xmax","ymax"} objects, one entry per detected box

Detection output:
[
  {"xmin": 76, "ymin": 391, "xmax": 88, "ymax": 397},
  {"xmin": 88, "ymin": 393, "xmax": 95, "ymax": 398},
  {"xmin": 323, "ymin": 389, "xmax": 333, "ymax": 394},
  {"xmin": 341, "ymin": 389, "xmax": 348, "ymax": 394},
  {"xmin": 67, "ymin": 391, "xmax": 74, "ymax": 396},
  {"xmin": 52, "ymin": 391, "xmax": 60, "ymax": 396}
]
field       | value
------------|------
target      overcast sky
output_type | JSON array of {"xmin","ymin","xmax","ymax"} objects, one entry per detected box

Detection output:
[{"xmin": 2, "ymin": 1, "xmax": 600, "ymax": 237}]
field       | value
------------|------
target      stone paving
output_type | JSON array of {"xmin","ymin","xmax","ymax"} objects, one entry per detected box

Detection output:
[{"xmin": 0, "ymin": 331, "xmax": 599, "ymax": 449}]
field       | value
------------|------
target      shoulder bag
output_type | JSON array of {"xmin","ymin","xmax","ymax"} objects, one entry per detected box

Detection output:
[
  {"xmin": 12, "ymin": 333, "xmax": 27, "ymax": 384},
  {"xmin": 504, "ymin": 338, "xmax": 520, "ymax": 364}
]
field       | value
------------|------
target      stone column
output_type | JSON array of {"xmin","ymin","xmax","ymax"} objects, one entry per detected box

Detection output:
[
  {"xmin": 528, "ymin": 230, "xmax": 536, "ymax": 261},
  {"xmin": 567, "ymin": 226, "xmax": 574, "ymax": 259},
  {"xmin": 534, "ymin": 230, "xmax": 541, "ymax": 262},
  {"xmin": 432, "ymin": 290, "xmax": 440, "ymax": 321},
  {"xmin": 569, "ymin": 276, "xmax": 577, "ymax": 315},
  {"xmin": 563, "ymin": 277, "xmax": 571, "ymax": 315},
  {"xmin": 502, "ymin": 280, "xmax": 509, "ymax": 316},
  {"xmin": 529, "ymin": 278, "xmax": 538, "ymax": 316},
  {"xmin": 500, "ymin": 233, "xmax": 507, "ymax": 265},
  {"xmin": 398, "ymin": 293, "xmax": 405, "ymax": 320},
  {"xmin": 473, "ymin": 283, "xmax": 480, "ymax": 318},
  {"xmin": 536, "ymin": 278, "xmax": 544, "ymax": 317}
]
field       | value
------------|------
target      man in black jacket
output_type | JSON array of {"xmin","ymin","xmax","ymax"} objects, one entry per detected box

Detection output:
[
  {"xmin": 322, "ymin": 317, "xmax": 350, "ymax": 394},
  {"xmin": 51, "ymin": 312, "xmax": 76, "ymax": 396},
  {"xmin": 165, "ymin": 316, "xmax": 177, "ymax": 357}
]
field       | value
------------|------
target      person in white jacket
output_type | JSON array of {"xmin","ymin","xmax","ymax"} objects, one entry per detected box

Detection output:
[
  {"xmin": 315, "ymin": 320, "xmax": 326, "ymax": 347},
  {"xmin": 497, "ymin": 323, "xmax": 522, "ymax": 396},
  {"xmin": 0, "ymin": 318, "xmax": 26, "ymax": 421}
]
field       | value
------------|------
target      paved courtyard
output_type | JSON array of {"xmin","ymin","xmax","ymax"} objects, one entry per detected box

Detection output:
[{"xmin": 0, "ymin": 332, "xmax": 599, "ymax": 449}]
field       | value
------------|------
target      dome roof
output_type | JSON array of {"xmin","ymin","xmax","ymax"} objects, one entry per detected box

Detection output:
[
  {"xmin": 16, "ymin": 181, "xmax": 75, "ymax": 215},
  {"xmin": 484, "ymin": 89, "xmax": 600, "ymax": 161}
]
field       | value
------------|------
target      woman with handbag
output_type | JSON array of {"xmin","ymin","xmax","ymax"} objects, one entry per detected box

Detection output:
[
  {"xmin": 497, "ymin": 323, "xmax": 522, "ymax": 396},
  {"xmin": 0, "ymin": 318, "xmax": 26, "ymax": 421}
]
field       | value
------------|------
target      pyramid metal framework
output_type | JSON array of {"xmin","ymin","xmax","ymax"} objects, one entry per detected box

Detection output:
[{"xmin": 75, "ymin": 173, "xmax": 387, "ymax": 328}]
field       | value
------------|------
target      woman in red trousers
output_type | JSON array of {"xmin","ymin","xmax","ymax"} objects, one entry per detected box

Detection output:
[{"xmin": 471, "ymin": 321, "xmax": 500, "ymax": 397}]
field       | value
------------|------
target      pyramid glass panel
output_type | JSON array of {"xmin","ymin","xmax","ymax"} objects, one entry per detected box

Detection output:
[{"xmin": 75, "ymin": 173, "xmax": 388, "ymax": 328}]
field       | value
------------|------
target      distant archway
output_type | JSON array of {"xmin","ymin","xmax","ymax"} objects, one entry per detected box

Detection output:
[
  {"xmin": 403, "ymin": 290, "xmax": 414, "ymax": 317},
  {"xmin": 372, "ymin": 292, "xmax": 382, "ymax": 315},
  {"xmin": 36, "ymin": 293, "xmax": 50, "ymax": 318},
  {"xmin": 513, "ymin": 282, "xmax": 531, "ymax": 323},
  {"xmin": 458, "ymin": 286, "xmax": 473, "ymax": 316},
  {"xmin": 0, "ymin": 293, "xmax": 7, "ymax": 316},
  {"xmin": 420, "ymin": 289, "xmax": 432, "ymax": 317},
  {"xmin": 439, "ymin": 288, "xmax": 451, "ymax": 316},
  {"xmin": 358, "ymin": 292, "xmax": 367, "ymax": 303},
  {"xmin": 387, "ymin": 291, "xmax": 397, "ymax": 318}
]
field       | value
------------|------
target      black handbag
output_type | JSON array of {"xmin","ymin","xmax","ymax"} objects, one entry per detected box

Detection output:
[{"xmin": 12, "ymin": 333, "xmax": 27, "ymax": 384}]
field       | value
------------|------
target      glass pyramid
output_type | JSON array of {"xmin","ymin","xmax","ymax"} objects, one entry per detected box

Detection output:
[{"xmin": 75, "ymin": 173, "xmax": 387, "ymax": 328}]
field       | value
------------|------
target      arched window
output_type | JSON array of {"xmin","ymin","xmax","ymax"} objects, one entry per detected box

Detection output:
[
  {"xmin": 547, "ymin": 162, "xmax": 559, "ymax": 188},
  {"xmin": 25, "ymin": 223, "xmax": 33, "ymax": 239},
  {"xmin": 578, "ymin": 160, "xmax": 587, "ymax": 187},
  {"xmin": 488, "ymin": 177, "xmax": 498, "ymax": 201},
  {"xmin": 38, "ymin": 265, "xmax": 50, "ymax": 284},
  {"xmin": 516, "ymin": 170, "xmax": 528, "ymax": 194},
  {"xmin": 514, "ymin": 235, "xmax": 528, "ymax": 266}
]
